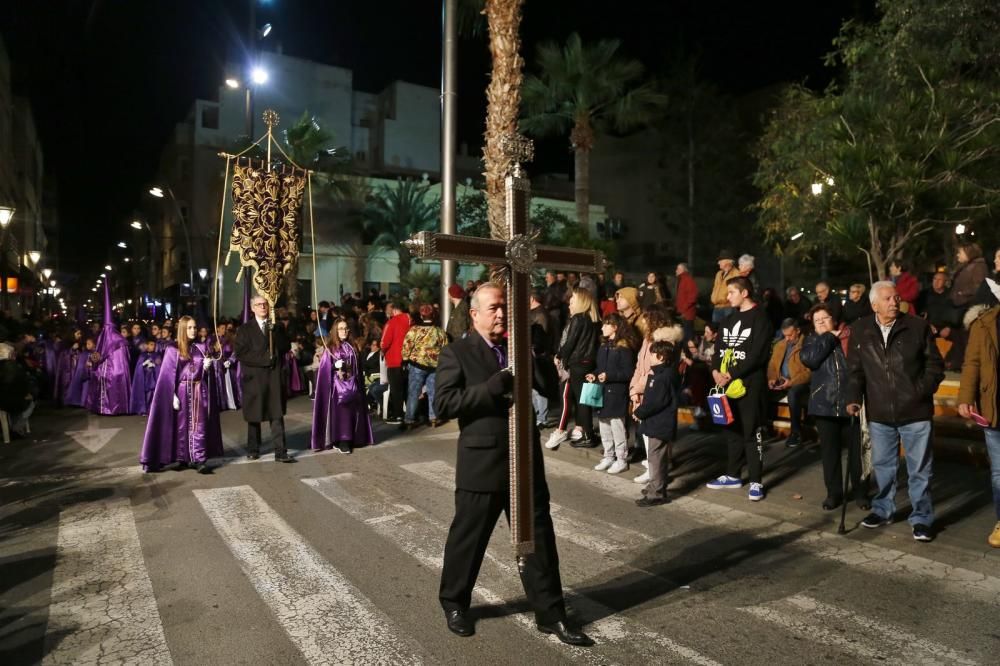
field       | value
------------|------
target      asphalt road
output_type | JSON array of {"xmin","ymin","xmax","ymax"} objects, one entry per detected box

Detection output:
[{"xmin": 1, "ymin": 396, "xmax": 997, "ymax": 665}]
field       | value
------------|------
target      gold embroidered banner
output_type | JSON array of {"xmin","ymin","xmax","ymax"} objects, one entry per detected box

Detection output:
[{"xmin": 229, "ymin": 163, "xmax": 305, "ymax": 310}]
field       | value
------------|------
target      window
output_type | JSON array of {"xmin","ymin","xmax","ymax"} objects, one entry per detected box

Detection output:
[{"xmin": 201, "ymin": 106, "xmax": 219, "ymax": 130}]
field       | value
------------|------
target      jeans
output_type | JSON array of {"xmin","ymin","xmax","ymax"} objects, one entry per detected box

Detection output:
[
  {"xmin": 532, "ymin": 389, "xmax": 549, "ymax": 426},
  {"xmin": 712, "ymin": 307, "xmax": 734, "ymax": 324},
  {"xmin": 982, "ymin": 429, "xmax": 1000, "ymax": 519},
  {"xmin": 681, "ymin": 319, "xmax": 695, "ymax": 346},
  {"xmin": 785, "ymin": 384, "xmax": 809, "ymax": 436},
  {"xmin": 406, "ymin": 366, "xmax": 436, "ymax": 423},
  {"xmin": 868, "ymin": 420, "xmax": 934, "ymax": 526}
]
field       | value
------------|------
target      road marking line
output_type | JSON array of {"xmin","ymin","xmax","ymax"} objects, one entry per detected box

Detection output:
[
  {"xmin": 542, "ymin": 456, "xmax": 1000, "ymax": 606},
  {"xmin": 43, "ymin": 498, "xmax": 172, "ymax": 665},
  {"xmin": 401, "ymin": 460, "xmax": 657, "ymax": 553},
  {"xmin": 193, "ymin": 485, "xmax": 422, "ymax": 665},
  {"xmin": 782, "ymin": 595, "xmax": 978, "ymax": 665},
  {"xmin": 743, "ymin": 606, "xmax": 899, "ymax": 664},
  {"xmin": 305, "ymin": 474, "xmax": 719, "ymax": 665}
]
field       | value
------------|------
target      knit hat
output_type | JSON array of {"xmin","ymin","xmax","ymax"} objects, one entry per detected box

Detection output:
[
  {"xmin": 615, "ymin": 287, "xmax": 640, "ymax": 312},
  {"xmin": 448, "ymin": 284, "xmax": 464, "ymax": 299}
]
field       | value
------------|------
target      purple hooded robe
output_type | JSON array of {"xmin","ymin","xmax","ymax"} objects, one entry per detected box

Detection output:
[
  {"xmin": 139, "ymin": 343, "xmax": 223, "ymax": 471},
  {"xmin": 129, "ymin": 349, "xmax": 162, "ymax": 416},
  {"xmin": 83, "ymin": 283, "xmax": 132, "ymax": 415},
  {"xmin": 310, "ymin": 342, "xmax": 374, "ymax": 450}
]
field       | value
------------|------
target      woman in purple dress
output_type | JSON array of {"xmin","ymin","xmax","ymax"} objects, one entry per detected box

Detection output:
[
  {"xmin": 139, "ymin": 315, "xmax": 223, "ymax": 473},
  {"xmin": 311, "ymin": 317, "xmax": 374, "ymax": 454}
]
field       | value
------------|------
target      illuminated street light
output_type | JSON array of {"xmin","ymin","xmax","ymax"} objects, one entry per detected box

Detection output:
[
  {"xmin": 50, "ymin": 280, "xmax": 56, "ymax": 287},
  {"xmin": 104, "ymin": 264, "xmax": 112, "ymax": 271},
  {"xmin": 251, "ymin": 66, "xmax": 268, "ymax": 85},
  {"xmin": 956, "ymin": 223, "xmax": 967, "ymax": 235},
  {"xmin": 100, "ymin": 273, "xmax": 106, "ymax": 278},
  {"xmin": 27, "ymin": 250, "xmax": 41, "ymax": 265},
  {"xmin": 131, "ymin": 220, "xmax": 143, "ymax": 230},
  {"xmin": 810, "ymin": 182, "xmax": 823, "ymax": 196},
  {"xmin": 149, "ymin": 187, "xmax": 164, "ymax": 198},
  {"xmin": 41, "ymin": 268, "xmax": 53, "ymax": 280},
  {"xmin": 260, "ymin": 23, "xmax": 272, "ymax": 38},
  {"xmin": 198, "ymin": 268, "xmax": 209, "ymax": 280},
  {"xmin": 790, "ymin": 232, "xmax": 805, "ymax": 241},
  {"xmin": 225, "ymin": 77, "xmax": 240, "ymax": 89},
  {"xmin": 117, "ymin": 241, "xmax": 127, "ymax": 249},
  {"xmin": 0, "ymin": 205, "xmax": 14, "ymax": 227},
  {"xmin": 124, "ymin": 257, "xmax": 131, "ymax": 263}
]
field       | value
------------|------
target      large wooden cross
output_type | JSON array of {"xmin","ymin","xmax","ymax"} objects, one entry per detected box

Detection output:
[{"xmin": 402, "ymin": 134, "xmax": 605, "ymax": 567}]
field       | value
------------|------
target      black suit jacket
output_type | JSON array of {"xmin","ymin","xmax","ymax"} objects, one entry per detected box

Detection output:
[
  {"xmin": 234, "ymin": 319, "xmax": 291, "ymax": 422},
  {"xmin": 434, "ymin": 333, "xmax": 549, "ymax": 493}
]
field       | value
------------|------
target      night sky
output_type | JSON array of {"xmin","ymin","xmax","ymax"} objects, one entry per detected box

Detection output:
[{"xmin": 0, "ymin": 0, "xmax": 870, "ymax": 284}]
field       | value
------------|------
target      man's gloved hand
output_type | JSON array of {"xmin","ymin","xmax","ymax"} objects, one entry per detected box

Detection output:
[
  {"xmin": 172, "ymin": 395, "xmax": 180, "ymax": 411},
  {"xmin": 486, "ymin": 368, "xmax": 514, "ymax": 397}
]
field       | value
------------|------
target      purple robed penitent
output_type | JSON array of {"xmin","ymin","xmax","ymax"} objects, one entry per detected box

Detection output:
[
  {"xmin": 64, "ymin": 346, "xmax": 89, "ymax": 407},
  {"xmin": 139, "ymin": 343, "xmax": 223, "ymax": 471},
  {"xmin": 129, "ymin": 350, "xmax": 162, "ymax": 416},
  {"xmin": 310, "ymin": 343, "xmax": 374, "ymax": 450},
  {"xmin": 83, "ymin": 282, "xmax": 132, "ymax": 415},
  {"xmin": 213, "ymin": 337, "xmax": 240, "ymax": 411}
]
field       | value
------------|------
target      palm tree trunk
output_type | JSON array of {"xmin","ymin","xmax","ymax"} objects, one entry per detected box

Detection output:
[
  {"xmin": 483, "ymin": 0, "xmax": 525, "ymax": 241},
  {"xmin": 574, "ymin": 146, "xmax": 590, "ymax": 232}
]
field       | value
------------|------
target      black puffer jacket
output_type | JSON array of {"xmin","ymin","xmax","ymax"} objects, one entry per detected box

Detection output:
[
  {"xmin": 846, "ymin": 314, "xmax": 944, "ymax": 425},
  {"xmin": 800, "ymin": 331, "xmax": 849, "ymax": 418},
  {"xmin": 557, "ymin": 313, "xmax": 599, "ymax": 370}
]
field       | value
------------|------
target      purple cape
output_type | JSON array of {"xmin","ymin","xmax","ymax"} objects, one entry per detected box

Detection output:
[
  {"xmin": 129, "ymin": 351, "xmax": 161, "ymax": 415},
  {"xmin": 139, "ymin": 345, "xmax": 223, "ymax": 470},
  {"xmin": 83, "ymin": 330, "xmax": 132, "ymax": 415},
  {"xmin": 310, "ymin": 344, "xmax": 374, "ymax": 450},
  {"xmin": 65, "ymin": 348, "xmax": 89, "ymax": 407}
]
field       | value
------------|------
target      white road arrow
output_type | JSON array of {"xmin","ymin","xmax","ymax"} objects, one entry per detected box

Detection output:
[{"xmin": 65, "ymin": 427, "xmax": 122, "ymax": 453}]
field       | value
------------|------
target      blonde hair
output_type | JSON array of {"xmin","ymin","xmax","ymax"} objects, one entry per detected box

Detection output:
[
  {"xmin": 569, "ymin": 287, "xmax": 599, "ymax": 322},
  {"xmin": 176, "ymin": 315, "xmax": 195, "ymax": 360}
]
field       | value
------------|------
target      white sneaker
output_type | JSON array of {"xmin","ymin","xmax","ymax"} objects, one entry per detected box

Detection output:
[
  {"xmin": 545, "ymin": 430, "xmax": 568, "ymax": 449},
  {"xmin": 570, "ymin": 429, "xmax": 584, "ymax": 441},
  {"xmin": 641, "ymin": 459, "xmax": 649, "ymax": 469},
  {"xmin": 633, "ymin": 470, "xmax": 650, "ymax": 484},
  {"xmin": 593, "ymin": 458, "xmax": 614, "ymax": 471},
  {"xmin": 607, "ymin": 460, "xmax": 629, "ymax": 474}
]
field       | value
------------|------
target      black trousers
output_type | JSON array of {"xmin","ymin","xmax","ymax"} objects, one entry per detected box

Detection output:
[
  {"xmin": 786, "ymin": 384, "xmax": 810, "ymax": 435},
  {"xmin": 725, "ymin": 387, "xmax": 767, "ymax": 483},
  {"xmin": 568, "ymin": 365, "xmax": 595, "ymax": 438},
  {"xmin": 815, "ymin": 416, "xmax": 864, "ymax": 500},
  {"xmin": 246, "ymin": 418, "xmax": 286, "ymax": 456},
  {"xmin": 440, "ymin": 484, "xmax": 567, "ymax": 625},
  {"xmin": 387, "ymin": 366, "xmax": 406, "ymax": 420}
]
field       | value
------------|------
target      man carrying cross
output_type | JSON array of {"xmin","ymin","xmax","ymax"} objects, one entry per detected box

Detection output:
[{"xmin": 434, "ymin": 282, "xmax": 591, "ymax": 645}]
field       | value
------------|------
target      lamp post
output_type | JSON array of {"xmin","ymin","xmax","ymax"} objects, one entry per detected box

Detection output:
[
  {"xmin": 0, "ymin": 205, "xmax": 13, "ymax": 312},
  {"xmin": 148, "ymin": 185, "xmax": 195, "ymax": 310}
]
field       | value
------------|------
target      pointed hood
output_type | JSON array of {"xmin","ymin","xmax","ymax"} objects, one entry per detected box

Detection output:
[{"xmin": 103, "ymin": 279, "xmax": 114, "ymax": 329}]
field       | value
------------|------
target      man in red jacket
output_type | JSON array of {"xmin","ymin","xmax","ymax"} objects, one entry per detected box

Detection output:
[
  {"xmin": 380, "ymin": 301, "xmax": 411, "ymax": 424},
  {"xmin": 675, "ymin": 263, "xmax": 699, "ymax": 344}
]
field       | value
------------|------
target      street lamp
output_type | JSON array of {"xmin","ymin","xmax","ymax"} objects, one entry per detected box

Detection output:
[
  {"xmin": 198, "ymin": 267, "xmax": 209, "ymax": 280},
  {"xmin": 790, "ymin": 231, "xmax": 805, "ymax": 241},
  {"xmin": 147, "ymin": 184, "xmax": 195, "ymax": 306},
  {"xmin": 117, "ymin": 241, "xmax": 127, "ymax": 249},
  {"xmin": 811, "ymin": 182, "xmax": 824, "ymax": 196},
  {"xmin": 0, "ymin": 205, "xmax": 13, "ymax": 227},
  {"xmin": 149, "ymin": 187, "xmax": 164, "ymax": 198},
  {"xmin": 27, "ymin": 250, "xmax": 41, "ymax": 265},
  {"xmin": 104, "ymin": 264, "xmax": 112, "ymax": 271},
  {"xmin": 251, "ymin": 66, "xmax": 268, "ymax": 85},
  {"xmin": 225, "ymin": 77, "xmax": 241, "ymax": 89},
  {"xmin": 41, "ymin": 268, "xmax": 52, "ymax": 280},
  {"xmin": 956, "ymin": 223, "xmax": 967, "ymax": 235},
  {"xmin": 131, "ymin": 220, "xmax": 143, "ymax": 230}
]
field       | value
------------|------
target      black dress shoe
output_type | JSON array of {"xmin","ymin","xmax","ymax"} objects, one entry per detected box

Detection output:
[
  {"xmin": 246, "ymin": 453, "xmax": 260, "ymax": 461},
  {"xmin": 536, "ymin": 620, "xmax": 593, "ymax": 647},
  {"xmin": 275, "ymin": 454, "xmax": 297, "ymax": 463},
  {"xmin": 822, "ymin": 496, "xmax": 842, "ymax": 511},
  {"xmin": 337, "ymin": 443, "xmax": 352, "ymax": 455},
  {"xmin": 196, "ymin": 463, "xmax": 213, "ymax": 474},
  {"xmin": 635, "ymin": 496, "xmax": 670, "ymax": 507},
  {"xmin": 445, "ymin": 609, "xmax": 474, "ymax": 637}
]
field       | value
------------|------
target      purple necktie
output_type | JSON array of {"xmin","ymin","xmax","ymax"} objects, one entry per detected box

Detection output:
[{"xmin": 492, "ymin": 344, "xmax": 507, "ymax": 369}]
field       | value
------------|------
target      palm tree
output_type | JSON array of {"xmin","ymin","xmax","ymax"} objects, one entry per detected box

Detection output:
[
  {"xmin": 362, "ymin": 179, "xmax": 441, "ymax": 281},
  {"xmin": 521, "ymin": 33, "xmax": 668, "ymax": 231}
]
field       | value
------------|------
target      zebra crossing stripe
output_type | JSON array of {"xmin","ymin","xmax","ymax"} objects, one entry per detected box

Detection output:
[
  {"xmin": 193, "ymin": 486, "xmax": 422, "ymax": 665},
  {"xmin": 43, "ymin": 498, "xmax": 172, "ymax": 665},
  {"xmin": 743, "ymin": 595, "xmax": 977, "ymax": 665},
  {"xmin": 304, "ymin": 473, "xmax": 720, "ymax": 666},
  {"xmin": 541, "ymin": 456, "xmax": 1000, "ymax": 607}
]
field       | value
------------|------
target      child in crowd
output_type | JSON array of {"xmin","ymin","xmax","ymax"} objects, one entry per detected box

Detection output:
[
  {"xmin": 633, "ymin": 340, "xmax": 680, "ymax": 506},
  {"xmin": 588, "ymin": 313, "xmax": 638, "ymax": 474}
]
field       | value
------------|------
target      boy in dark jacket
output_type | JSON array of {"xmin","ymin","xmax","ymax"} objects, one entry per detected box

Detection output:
[{"xmin": 633, "ymin": 341, "xmax": 680, "ymax": 506}]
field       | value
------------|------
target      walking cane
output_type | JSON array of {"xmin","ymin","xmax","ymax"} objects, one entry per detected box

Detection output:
[{"xmin": 838, "ymin": 414, "xmax": 859, "ymax": 535}]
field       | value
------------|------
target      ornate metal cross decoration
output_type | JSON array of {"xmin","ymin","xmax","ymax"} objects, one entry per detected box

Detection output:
[{"xmin": 402, "ymin": 133, "xmax": 605, "ymax": 568}]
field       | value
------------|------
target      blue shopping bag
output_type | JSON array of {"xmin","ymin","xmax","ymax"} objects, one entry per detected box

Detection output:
[
  {"xmin": 707, "ymin": 387, "xmax": 734, "ymax": 425},
  {"xmin": 579, "ymin": 382, "xmax": 604, "ymax": 408}
]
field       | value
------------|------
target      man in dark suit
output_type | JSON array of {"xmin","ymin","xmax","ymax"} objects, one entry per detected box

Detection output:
[
  {"xmin": 234, "ymin": 295, "xmax": 294, "ymax": 462},
  {"xmin": 434, "ymin": 283, "xmax": 592, "ymax": 646}
]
